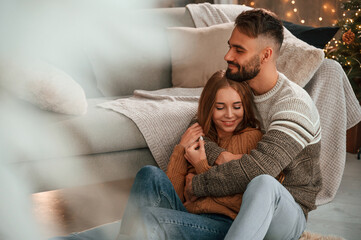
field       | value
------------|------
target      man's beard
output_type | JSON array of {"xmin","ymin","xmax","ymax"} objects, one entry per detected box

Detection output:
[{"xmin": 226, "ymin": 54, "xmax": 261, "ymax": 83}]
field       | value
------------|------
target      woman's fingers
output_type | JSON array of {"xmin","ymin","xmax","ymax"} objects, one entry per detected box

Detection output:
[{"xmin": 187, "ymin": 141, "xmax": 200, "ymax": 151}]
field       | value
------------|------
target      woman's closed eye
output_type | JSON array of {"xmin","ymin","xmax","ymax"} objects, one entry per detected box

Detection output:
[{"xmin": 215, "ymin": 106, "xmax": 242, "ymax": 110}]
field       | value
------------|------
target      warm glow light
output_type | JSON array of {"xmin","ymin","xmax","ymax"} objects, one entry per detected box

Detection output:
[
  {"xmin": 319, "ymin": 17, "xmax": 323, "ymax": 21},
  {"xmin": 323, "ymin": 4, "xmax": 328, "ymax": 9},
  {"xmin": 293, "ymin": 8, "xmax": 297, "ymax": 12},
  {"xmin": 286, "ymin": 11, "xmax": 293, "ymax": 17},
  {"xmin": 301, "ymin": 20, "xmax": 305, "ymax": 24},
  {"xmin": 332, "ymin": 9, "xmax": 336, "ymax": 13},
  {"xmin": 250, "ymin": 1, "xmax": 255, "ymax": 6},
  {"xmin": 291, "ymin": 0, "xmax": 295, "ymax": 4}
]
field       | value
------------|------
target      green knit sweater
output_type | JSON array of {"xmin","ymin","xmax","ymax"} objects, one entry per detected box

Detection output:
[{"xmin": 193, "ymin": 72, "xmax": 322, "ymax": 218}]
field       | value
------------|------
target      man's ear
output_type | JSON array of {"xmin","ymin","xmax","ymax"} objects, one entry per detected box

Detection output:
[{"xmin": 261, "ymin": 47, "xmax": 273, "ymax": 63}]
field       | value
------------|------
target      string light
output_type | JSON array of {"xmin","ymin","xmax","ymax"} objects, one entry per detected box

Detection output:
[{"xmin": 241, "ymin": 0, "xmax": 341, "ymax": 26}]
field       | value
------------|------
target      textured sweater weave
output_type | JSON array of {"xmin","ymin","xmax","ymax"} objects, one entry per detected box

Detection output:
[
  {"xmin": 166, "ymin": 128, "xmax": 262, "ymax": 219},
  {"xmin": 193, "ymin": 73, "xmax": 322, "ymax": 218}
]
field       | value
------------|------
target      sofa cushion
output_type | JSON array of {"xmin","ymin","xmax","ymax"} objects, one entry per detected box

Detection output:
[
  {"xmin": 282, "ymin": 21, "xmax": 339, "ymax": 49},
  {"xmin": 88, "ymin": 8, "xmax": 195, "ymax": 97},
  {"xmin": 10, "ymin": 97, "xmax": 148, "ymax": 161},
  {"xmin": 167, "ymin": 22, "xmax": 324, "ymax": 88},
  {"xmin": 0, "ymin": 58, "xmax": 88, "ymax": 115}
]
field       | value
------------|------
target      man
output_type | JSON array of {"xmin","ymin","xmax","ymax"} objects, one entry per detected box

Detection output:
[{"xmin": 185, "ymin": 8, "xmax": 322, "ymax": 240}]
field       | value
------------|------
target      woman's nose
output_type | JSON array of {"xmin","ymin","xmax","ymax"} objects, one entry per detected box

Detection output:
[{"xmin": 225, "ymin": 108, "xmax": 234, "ymax": 118}]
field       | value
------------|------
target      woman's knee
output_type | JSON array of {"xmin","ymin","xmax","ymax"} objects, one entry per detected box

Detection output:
[{"xmin": 136, "ymin": 165, "xmax": 164, "ymax": 181}]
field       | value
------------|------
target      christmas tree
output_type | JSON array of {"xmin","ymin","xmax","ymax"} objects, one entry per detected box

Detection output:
[{"xmin": 325, "ymin": 0, "xmax": 361, "ymax": 102}]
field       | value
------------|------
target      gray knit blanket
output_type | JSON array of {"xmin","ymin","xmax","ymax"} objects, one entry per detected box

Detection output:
[
  {"xmin": 99, "ymin": 3, "xmax": 361, "ymax": 205},
  {"xmin": 99, "ymin": 88, "xmax": 202, "ymax": 171}
]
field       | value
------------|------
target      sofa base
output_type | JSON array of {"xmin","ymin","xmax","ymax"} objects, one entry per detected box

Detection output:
[{"xmin": 12, "ymin": 148, "xmax": 156, "ymax": 193}]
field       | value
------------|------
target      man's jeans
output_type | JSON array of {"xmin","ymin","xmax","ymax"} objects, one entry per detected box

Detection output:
[
  {"xmin": 50, "ymin": 165, "xmax": 306, "ymax": 240},
  {"xmin": 225, "ymin": 174, "xmax": 306, "ymax": 240}
]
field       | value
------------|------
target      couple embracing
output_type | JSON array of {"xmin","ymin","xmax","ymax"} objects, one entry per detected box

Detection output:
[
  {"xmin": 55, "ymin": 8, "xmax": 322, "ymax": 240},
  {"xmin": 116, "ymin": 8, "xmax": 321, "ymax": 240}
]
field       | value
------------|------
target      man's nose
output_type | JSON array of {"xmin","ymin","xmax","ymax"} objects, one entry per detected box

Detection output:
[{"xmin": 224, "ymin": 49, "xmax": 233, "ymax": 62}]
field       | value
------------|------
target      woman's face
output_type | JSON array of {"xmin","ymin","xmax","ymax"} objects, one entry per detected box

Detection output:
[{"xmin": 212, "ymin": 86, "xmax": 244, "ymax": 138}]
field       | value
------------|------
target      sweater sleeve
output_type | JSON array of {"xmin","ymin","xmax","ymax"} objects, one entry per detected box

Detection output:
[
  {"xmin": 188, "ymin": 116, "xmax": 226, "ymax": 166},
  {"xmin": 192, "ymin": 158, "xmax": 211, "ymax": 174},
  {"xmin": 204, "ymin": 138, "xmax": 226, "ymax": 166},
  {"xmin": 166, "ymin": 144, "xmax": 188, "ymax": 202},
  {"xmin": 192, "ymin": 99, "xmax": 321, "ymax": 197}
]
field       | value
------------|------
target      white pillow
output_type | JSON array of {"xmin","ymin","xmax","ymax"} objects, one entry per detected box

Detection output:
[
  {"xmin": 167, "ymin": 22, "xmax": 324, "ymax": 88},
  {"xmin": 0, "ymin": 59, "xmax": 87, "ymax": 115}
]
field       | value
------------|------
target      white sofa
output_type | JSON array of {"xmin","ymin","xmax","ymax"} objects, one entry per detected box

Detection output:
[{"xmin": 0, "ymin": 1, "xmax": 360, "ymax": 197}]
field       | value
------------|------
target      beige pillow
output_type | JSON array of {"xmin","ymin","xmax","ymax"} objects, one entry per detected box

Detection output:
[
  {"xmin": 0, "ymin": 59, "xmax": 87, "ymax": 115},
  {"xmin": 167, "ymin": 22, "xmax": 324, "ymax": 88}
]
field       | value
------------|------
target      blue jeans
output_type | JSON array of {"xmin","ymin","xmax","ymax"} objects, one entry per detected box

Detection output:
[
  {"xmin": 117, "ymin": 165, "xmax": 233, "ymax": 240},
  {"xmin": 225, "ymin": 174, "xmax": 306, "ymax": 240},
  {"xmin": 50, "ymin": 166, "xmax": 306, "ymax": 240}
]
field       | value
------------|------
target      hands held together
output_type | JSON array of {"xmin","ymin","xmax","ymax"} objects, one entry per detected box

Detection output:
[{"xmin": 179, "ymin": 123, "xmax": 206, "ymax": 166}]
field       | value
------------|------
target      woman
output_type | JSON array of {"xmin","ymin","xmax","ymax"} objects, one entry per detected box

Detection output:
[
  {"xmin": 166, "ymin": 70, "xmax": 264, "ymax": 220},
  {"xmin": 115, "ymin": 70, "xmax": 284, "ymax": 240}
]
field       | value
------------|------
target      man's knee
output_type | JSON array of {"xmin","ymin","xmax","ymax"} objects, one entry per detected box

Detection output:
[
  {"xmin": 245, "ymin": 174, "xmax": 280, "ymax": 196},
  {"xmin": 249, "ymin": 174, "xmax": 278, "ymax": 186}
]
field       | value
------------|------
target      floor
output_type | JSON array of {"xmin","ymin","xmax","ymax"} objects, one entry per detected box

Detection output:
[{"xmin": 32, "ymin": 153, "xmax": 361, "ymax": 240}]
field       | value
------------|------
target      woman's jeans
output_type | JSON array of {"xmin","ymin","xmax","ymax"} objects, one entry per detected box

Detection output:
[
  {"xmin": 50, "ymin": 165, "xmax": 306, "ymax": 240},
  {"xmin": 117, "ymin": 165, "xmax": 233, "ymax": 240}
]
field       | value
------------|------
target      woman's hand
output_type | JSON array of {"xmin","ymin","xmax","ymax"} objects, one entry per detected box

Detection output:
[
  {"xmin": 184, "ymin": 138, "xmax": 207, "ymax": 166},
  {"xmin": 179, "ymin": 123, "xmax": 204, "ymax": 149}
]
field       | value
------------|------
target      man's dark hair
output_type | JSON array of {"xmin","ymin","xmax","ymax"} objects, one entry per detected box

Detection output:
[{"xmin": 235, "ymin": 9, "xmax": 284, "ymax": 53}]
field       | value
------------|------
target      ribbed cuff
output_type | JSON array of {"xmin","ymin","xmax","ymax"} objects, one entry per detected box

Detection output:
[
  {"xmin": 192, "ymin": 173, "xmax": 208, "ymax": 197},
  {"xmin": 204, "ymin": 140, "xmax": 225, "ymax": 166},
  {"xmin": 193, "ymin": 159, "xmax": 210, "ymax": 174}
]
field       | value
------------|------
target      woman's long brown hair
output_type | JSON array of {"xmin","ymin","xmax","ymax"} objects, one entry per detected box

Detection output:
[{"xmin": 197, "ymin": 70, "xmax": 260, "ymax": 143}]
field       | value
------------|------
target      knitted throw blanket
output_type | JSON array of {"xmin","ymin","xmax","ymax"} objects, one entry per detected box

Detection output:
[{"xmin": 98, "ymin": 88, "xmax": 202, "ymax": 171}]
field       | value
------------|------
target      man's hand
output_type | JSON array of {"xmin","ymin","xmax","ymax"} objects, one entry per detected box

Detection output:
[
  {"xmin": 215, "ymin": 152, "xmax": 243, "ymax": 165},
  {"xmin": 184, "ymin": 173, "xmax": 198, "ymax": 203}
]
